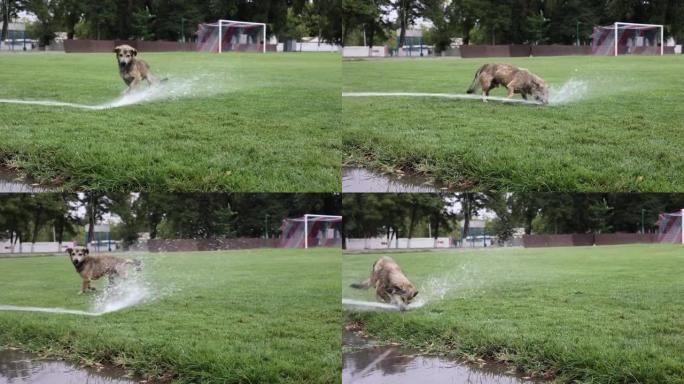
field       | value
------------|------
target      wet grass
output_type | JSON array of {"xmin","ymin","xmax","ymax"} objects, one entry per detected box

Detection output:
[
  {"xmin": 342, "ymin": 55, "xmax": 684, "ymax": 192},
  {"xmin": 0, "ymin": 52, "xmax": 341, "ymax": 192},
  {"xmin": 0, "ymin": 248, "xmax": 341, "ymax": 383},
  {"xmin": 343, "ymin": 244, "xmax": 684, "ymax": 383}
]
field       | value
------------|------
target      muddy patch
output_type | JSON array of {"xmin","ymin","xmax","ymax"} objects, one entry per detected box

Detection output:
[
  {"xmin": 343, "ymin": 331, "xmax": 536, "ymax": 384},
  {"xmin": 342, "ymin": 167, "xmax": 444, "ymax": 193},
  {"xmin": 0, "ymin": 169, "xmax": 53, "ymax": 193},
  {"xmin": 0, "ymin": 349, "xmax": 137, "ymax": 384}
]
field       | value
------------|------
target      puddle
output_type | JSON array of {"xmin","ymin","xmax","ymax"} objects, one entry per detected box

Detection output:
[
  {"xmin": 343, "ymin": 167, "xmax": 442, "ymax": 193},
  {"xmin": 0, "ymin": 169, "xmax": 52, "ymax": 193},
  {"xmin": 0, "ymin": 349, "xmax": 137, "ymax": 384},
  {"xmin": 343, "ymin": 331, "xmax": 535, "ymax": 384}
]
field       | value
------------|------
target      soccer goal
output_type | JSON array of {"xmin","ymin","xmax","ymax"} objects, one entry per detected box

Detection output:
[
  {"xmin": 592, "ymin": 22, "xmax": 664, "ymax": 56},
  {"xmin": 657, "ymin": 209, "xmax": 683, "ymax": 244},
  {"xmin": 197, "ymin": 20, "xmax": 266, "ymax": 53},
  {"xmin": 280, "ymin": 214, "xmax": 342, "ymax": 249}
]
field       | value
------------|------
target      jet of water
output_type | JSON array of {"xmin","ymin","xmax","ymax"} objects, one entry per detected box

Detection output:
[
  {"xmin": 342, "ymin": 92, "xmax": 543, "ymax": 105},
  {"xmin": 0, "ymin": 73, "xmax": 232, "ymax": 110}
]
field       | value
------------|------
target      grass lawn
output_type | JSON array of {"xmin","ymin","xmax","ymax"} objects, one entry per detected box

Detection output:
[
  {"xmin": 0, "ymin": 248, "xmax": 340, "ymax": 384},
  {"xmin": 343, "ymin": 245, "xmax": 684, "ymax": 383},
  {"xmin": 342, "ymin": 56, "xmax": 684, "ymax": 192},
  {"xmin": 0, "ymin": 52, "xmax": 340, "ymax": 192}
]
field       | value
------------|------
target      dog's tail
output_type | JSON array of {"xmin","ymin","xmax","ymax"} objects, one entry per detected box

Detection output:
[
  {"xmin": 466, "ymin": 64, "xmax": 487, "ymax": 94},
  {"xmin": 350, "ymin": 278, "xmax": 372, "ymax": 289}
]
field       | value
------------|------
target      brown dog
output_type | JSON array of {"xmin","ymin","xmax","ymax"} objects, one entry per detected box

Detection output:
[
  {"xmin": 466, "ymin": 63, "xmax": 548, "ymax": 104},
  {"xmin": 351, "ymin": 256, "xmax": 418, "ymax": 311},
  {"xmin": 67, "ymin": 247, "xmax": 143, "ymax": 294},
  {"xmin": 113, "ymin": 44, "xmax": 160, "ymax": 93}
]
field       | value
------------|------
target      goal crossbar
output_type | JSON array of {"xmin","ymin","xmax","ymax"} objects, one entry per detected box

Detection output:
[
  {"xmin": 217, "ymin": 19, "xmax": 266, "ymax": 53},
  {"xmin": 303, "ymin": 214, "xmax": 342, "ymax": 249},
  {"xmin": 611, "ymin": 22, "xmax": 663, "ymax": 56}
]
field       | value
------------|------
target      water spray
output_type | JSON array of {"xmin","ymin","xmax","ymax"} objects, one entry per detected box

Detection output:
[
  {"xmin": 0, "ymin": 266, "xmax": 160, "ymax": 316},
  {"xmin": 0, "ymin": 74, "xmax": 232, "ymax": 110}
]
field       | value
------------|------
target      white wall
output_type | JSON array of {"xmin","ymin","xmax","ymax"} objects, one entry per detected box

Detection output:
[
  {"xmin": 342, "ymin": 46, "xmax": 388, "ymax": 58},
  {"xmin": 346, "ymin": 237, "xmax": 452, "ymax": 250},
  {"xmin": 0, "ymin": 241, "xmax": 74, "ymax": 254},
  {"xmin": 296, "ymin": 42, "xmax": 341, "ymax": 52}
]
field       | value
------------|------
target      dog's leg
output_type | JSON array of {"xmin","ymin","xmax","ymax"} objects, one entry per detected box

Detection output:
[
  {"xmin": 126, "ymin": 78, "xmax": 141, "ymax": 94},
  {"xmin": 81, "ymin": 279, "xmax": 90, "ymax": 294},
  {"xmin": 481, "ymin": 90, "xmax": 489, "ymax": 103},
  {"xmin": 146, "ymin": 73, "xmax": 159, "ymax": 86},
  {"xmin": 506, "ymin": 84, "xmax": 516, "ymax": 98}
]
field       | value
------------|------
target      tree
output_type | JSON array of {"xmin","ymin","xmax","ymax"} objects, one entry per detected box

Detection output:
[
  {"xmin": 393, "ymin": 0, "xmax": 424, "ymax": 47},
  {"xmin": 57, "ymin": 0, "xmax": 83, "ymax": 39},
  {"xmin": 423, "ymin": 0, "xmax": 453, "ymax": 52},
  {"xmin": 1, "ymin": 0, "xmax": 23, "ymax": 43},
  {"xmin": 457, "ymin": 192, "xmax": 489, "ymax": 242},
  {"xmin": 24, "ymin": 0, "xmax": 60, "ymax": 47}
]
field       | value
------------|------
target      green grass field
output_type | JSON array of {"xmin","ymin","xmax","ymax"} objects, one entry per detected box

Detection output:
[
  {"xmin": 0, "ymin": 52, "xmax": 340, "ymax": 192},
  {"xmin": 342, "ymin": 56, "xmax": 684, "ymax": 192},
  {"xmin": 0, "ymin": 248, "xmax": 340, "ymax": 383},
  {"xmin": 343, "ymin": 245, "xmax": 684, "ymax": 383}
]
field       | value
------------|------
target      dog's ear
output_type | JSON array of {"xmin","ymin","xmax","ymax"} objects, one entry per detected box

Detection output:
[
  {"xmin": 66, "ymin": 248, "xmax": 73, "ymax": 255},
  {"xmin": 83, "ymin": 248, "xmax": 89, "ymax": 255},
  {"xmin": 131, "ymin": 47, "xmax": 138, "ymax": 56},
  {"xmin": 113, "ymin": 45, "xmax": 121, "ymax": 53}
]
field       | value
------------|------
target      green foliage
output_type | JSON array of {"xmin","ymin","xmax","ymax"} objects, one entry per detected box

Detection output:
[
  {"xmin": 342, "ymin": 193, "xmax": 457, "ymax": 242},
  {"xmin": 0, "ymin": 193, "xmax": 340, "ymax": 246}
]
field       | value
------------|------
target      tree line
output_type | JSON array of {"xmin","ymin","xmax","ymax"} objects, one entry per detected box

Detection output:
[
  {"xmin": 1, "ymin": 0, "xmax": 342, "ymax": 47},
  {"xmin": 342, "ymin": 193, "xmax": 684, "ymax": 245},
  {"xmin": 343, "ymin": 0, "xmax": 684, "ymax": 51},
  {"xmin": 0, "ymin": 193, "xmax": 340, "ymax": 250}
]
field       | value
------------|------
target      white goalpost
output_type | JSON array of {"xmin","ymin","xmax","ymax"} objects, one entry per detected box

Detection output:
[
  {"xmin": 303, "ymin": 214, "xmax": 342, "ymax": 249},
  {"xmin": 657, "ymin": 209, "xmax": 684, "ymax": 244},
  {"xmin": 592, "ymin": 22, "xmax": 664, "ymax": 56},
  {"xmin": 280, "ymin": 214, "xmax": 342, "ymax": 249},
  {"xmin": 197, "ymin": 20, "xmax": 267, "ymax": 53}
]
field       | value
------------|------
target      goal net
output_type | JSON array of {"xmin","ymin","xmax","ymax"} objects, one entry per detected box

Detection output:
[
  {"xmin": 197, "ymin": 20, "xmax": 266, "ymax": 53},
  {"xmin": 592, "ymin": 22, "xmax": 663, "ymax": 56},
  {"xmin": 657, "ymin": 209, "xmax": 683, "ymax": 244},
  {"xmin": 280, "ymin": 214, "xmax": 342, "ymax": 249}
]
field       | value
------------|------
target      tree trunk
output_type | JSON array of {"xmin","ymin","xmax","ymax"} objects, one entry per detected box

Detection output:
[
  {"xmin": 398, "ymin": 13, "xmax": 406, "ymax": 47},
  {"xmin": 1, "ymin": 1, "xmax": 9, "ymax": 42},
  {"xmin": 86, "ymin": 194, "xmax": 96, "ymax": 245},
  {"xmin": 462, "ymin": 193, "xmax": 472, "ymax": 247},
  {"xmin": 407, "ymin": 203, "xmax": 418, "ymax": 248},
  {"xmin": 433, "ymin": 214, "xmax": 440, "ymax": 247}
]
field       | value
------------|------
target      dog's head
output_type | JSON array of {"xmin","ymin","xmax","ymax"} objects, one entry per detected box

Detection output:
[
  {"xmin": 66, "ymin": 247, "xmax": 89, "ymax": 267},
  {"xmin": 530, "ymin": 76, "xmax": 549, "ymax": 105},
  {"xmin": 390, "ymin": 283, "xmax": 419, "ymax": 311},
  {"xmin": 114, "ymin": 45, "xmax": 137, "ymax": 68}
]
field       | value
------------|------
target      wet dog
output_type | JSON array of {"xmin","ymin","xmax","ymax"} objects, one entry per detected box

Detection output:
[
  {"xmin": 351, "ymin": 256, "xmax": 418, "ymax": 311},
  {"xmin": 113, "ymin": 44, "xmax": 161, "ymax": 93},
  {"xmin": 466, "ymin": 63, "xmax": 548, "ymax": 104},
  {"xmin": 67, "ymin": 247, "xmax": 143, "ymax": 294}
]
